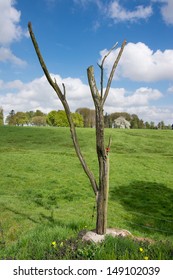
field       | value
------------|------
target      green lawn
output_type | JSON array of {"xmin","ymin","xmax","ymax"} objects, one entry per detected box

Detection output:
[{"xmin": 0, "ymin": 126, "xmax": 173, "ymax": 259}]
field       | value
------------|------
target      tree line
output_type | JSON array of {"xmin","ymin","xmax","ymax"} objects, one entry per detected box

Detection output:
[
  {"xmin": 0, "ymin": 107, "xmax": 172, "ymax": 129},
  {"xmin": 4, "ymin": 109, "xmax": 83, "ymax": 127},
  {"xmin": 104, "ymin": 112, "xmax": 172, "ymax": 129}
]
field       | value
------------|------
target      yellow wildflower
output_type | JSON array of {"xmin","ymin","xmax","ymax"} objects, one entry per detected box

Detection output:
[
  {"xmin": 139, "ymin": 247, "xmax": 144, "ymax": 252},
  {"xmin": 51, "ymin": 241, "xmax": 57, "ymax": 248},
  {"xmin": 144, "ymin": 256, "xmax": 149, "ymax": 260}
]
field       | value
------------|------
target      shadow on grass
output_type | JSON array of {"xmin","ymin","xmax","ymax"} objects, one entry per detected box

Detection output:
[
  {"xmin": 4, "ymin": 206, "xmax": 39, "ymax": 224},
  {"xmin": 3, "ymin": 205, "xmax": 86, "ymax": 233},
  {"xmin": 110, "ymin": 181, "xmax": 173, "ymax": 236}
]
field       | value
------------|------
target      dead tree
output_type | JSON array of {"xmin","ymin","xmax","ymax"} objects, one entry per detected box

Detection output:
[{"xmin": 28, "ymin": 22, "xmax": 126, "ymax": 235}]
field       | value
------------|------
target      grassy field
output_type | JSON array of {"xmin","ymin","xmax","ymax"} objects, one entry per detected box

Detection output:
[{"xmin": 0, "ymin": 126, "xmax": 173, "ymax": 259}]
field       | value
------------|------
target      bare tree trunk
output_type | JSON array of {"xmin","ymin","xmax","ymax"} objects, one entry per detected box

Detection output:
[
  {"xmin": 87, "ymin": 67, "xmax": 109, "ymax": 234},
  {"xmin": 95, "ymin": 106, "xmax": 107, "ymax": 234}
]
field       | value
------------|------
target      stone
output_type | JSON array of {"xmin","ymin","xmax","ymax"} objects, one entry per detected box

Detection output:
[{"xmin": 81, "ymin": 228, "xmax": 132, "ymax": 243}]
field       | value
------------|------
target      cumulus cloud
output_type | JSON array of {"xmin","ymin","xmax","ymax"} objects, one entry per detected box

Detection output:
[
  {"xmin": 0, "ymin": 0, "xmax": 26, "ymax": 65},
  {"xmin": 100, "ymin": 42, "xmax": 173, "ymax": 82},
  {"xmin": 125, "ymin": 105, "xmax": 173, "ymax": 125},
  {"xmin": 1, "ymin": 73, "xmax": 170, "ymax": 124},
  {"xmin": 0, "ymin": 0, "xmax": 24, "ymax": 45},
  {"xmin": 152, "ymin": 0, "xmax": 173, "ymax": 24},
  {"xmin": 74, "ymin": 0, "xmax": 173, "ymax": 26},
  {"xmin": 105, "ymin": 87, "xmax": 162, "ymax": 109},
  {"xmin": 107, "ymin": 1, "xmax": 153, "ymax": 22},
  {"xmin": 0, "ymin": 74, "xmax": 93, "ymax": 118},
  {"xmin": 74, "ymin": 0, "xmax": 153, "ymax": 23},
  {"xmin": 0, "ymin": 47, "xmax": 26, "ymax": 66}
]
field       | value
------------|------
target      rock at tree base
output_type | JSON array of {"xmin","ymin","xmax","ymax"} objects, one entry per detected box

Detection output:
[{"xmin": 82, "ymin": 228, "xmax": 132, "ymax": 243}]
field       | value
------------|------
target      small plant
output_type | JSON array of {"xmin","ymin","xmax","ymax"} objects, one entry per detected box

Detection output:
[
  {"xmin": 46, "ymin": 235, "xmax": 173, "ymax": 260},
  {"xmin": 139, "ymin": 247, "xmax": 149, "ymax": 260}
]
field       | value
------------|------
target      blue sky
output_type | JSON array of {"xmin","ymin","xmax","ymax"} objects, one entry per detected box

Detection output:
[{"xmin": 0, "ymin": 0, "xmax": 173, "ymax": 124}]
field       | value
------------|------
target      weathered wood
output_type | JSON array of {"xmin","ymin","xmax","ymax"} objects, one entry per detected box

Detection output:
[
  {"xmin": 87, "ymin": 67, "xmax": 108, "ymax": 234},
  {"xmin": 102, "ymin": 40, "xmax": 127, "ymax": 105}
]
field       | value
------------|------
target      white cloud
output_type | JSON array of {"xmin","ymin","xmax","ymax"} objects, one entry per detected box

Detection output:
[
  {"xmin": 125, "ymin": 106, "xmax": 173, "ymax": 125},
  {"xmin": 0, "ymin": 47, "xmax": 26, "ymax": 66},
  {"xmin": 0, "ymin": 0, "xmax": 23, "ymax": 45},
  {"xmin": 152, "ymin": 0, "xmax": 173, "ymax": 24},
  {"xmin": 73, "ymin": 0, "xmax": 103, "ymax": 9},
  {"xmin": 168, "ymin": 86, "xmax": 173, "ymax": 93},
  {"xmin": 107, "ymin": 0, "xmax": 153, "ymax": 22},
  {"xmin": 74, "ymin": 0, "xmax": 173, "ymax": 26},
  {"xmin": 0, "ymin": 0, "xmax": 26, "ymax": 65},
  {"xmin": 1, "ymin": 74, "xmax": 171, "ymax": 124},
  {"xmin": 105, "ymin": 87, "xmax": 162, "ymax": 108},
  {"xmin": 100, "ymin": 42, "xmax": 173, "ymax": 82},
  {"xmin": 103, "ymin": 87, "xmax": 172, "ymax": 124},
  {"xmin": 74, "ymin": 0, "xmax": 152, "ymax": 22},
  {"xmin": 0, "ymin": 74, "xmax": 93, "ymax": 118}
]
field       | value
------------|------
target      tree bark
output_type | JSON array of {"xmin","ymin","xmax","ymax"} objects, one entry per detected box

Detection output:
[
  {"xmin": 87, "ymin": 66, "xmax": 109, "ymax": 234},
  {"xmin": 95, "ymin": 107, "xmax": 109, "ymax": 234}
]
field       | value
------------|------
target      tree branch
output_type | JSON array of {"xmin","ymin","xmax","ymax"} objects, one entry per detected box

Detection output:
[
  {"xmin": 62, "ymin": 83, "xmax": 66, "ymax": 99},
  {"xmin": 87, "ymin": 66, "xmax": 101, "ymax": 105},
  {"xmin": 98, "ymin": 42, "xmax": 118, "ymax": 99},
  {"xmin": 28, "ymin": 22, "xmax": 98, "ymax": 196},
  {"xmin": 101, "ymin": 42, "xmax": 118, "ymax": 69},
  {"xmin": 28, "ymin": 22, "xmax": 62, "ymax": 98},
  {"xmin": 102, "ymin": 40, "xmax": 126, "ymax": 105}
]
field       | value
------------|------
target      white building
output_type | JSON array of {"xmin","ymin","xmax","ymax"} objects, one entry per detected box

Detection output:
[{"xmin": 113, "ymin": 116, "xmax": 131, "ymax": 129}]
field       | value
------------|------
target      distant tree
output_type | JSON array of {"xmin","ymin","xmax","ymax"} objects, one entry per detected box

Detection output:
[
  {"xmin": 150, "ymin": 121, "xmax": 155, "ymax": 129},
  {"xmin": 0, "ymin": 107, "xmax": 4, "ymax": 125},
  {"xmin": 71, "ymin": 112, "xmax": 84, "ymax": 127},
  {"xmin": 32, "ymin": 116, "xmax": 47, "ymax": 126},
  {"xmin": 26, "ymin": 111, "xmax": 35, "ymax": 123},
  {"xmin": 13, "ymin": 112, "xmax": 29, "ymax": 126},
  {"xmin": 46, "ymin": 110, "xmax": 57, "ymax": 126},
  {"xmin": 55, "ymin": 110, "xmax": 69, "ymax": 127},
  {"xmin": 6, "ymin": 110, "xmax": 16, "ymax": 125},
  {"xmin": 130, "ymin": 114, "xmax": 140, "ymax": 129},
  {"xmin": 34, "ymin": 109, "xmax": 45, "ymax": 117},
  {"xmin": 144, "ymin": 121, "xmax": 150, "ymax": 129},
  {"xmin": 47, "ymin": 110, "xmax": 83, "ymax": 127},
  {"xmin": 157, "ymin": 121, "xmax": 165, "ymax": 129},
  {"xmin": 47, "ymin": 110, "xmax": 68, "ymax": 127},
  {"xmin": 76, "ymin": 108, "xmax": 95, "ymax": 127},
  {"xmin": 6, "ymin": 111, "xmax": 29, "ymax": 126},
  {"xmin": 138, "ymin": 119, "xmax": 144, "ymax": 129},
  {"xmin": 104, "ymin": 113, "xmax": 111, "ymax": 128}
]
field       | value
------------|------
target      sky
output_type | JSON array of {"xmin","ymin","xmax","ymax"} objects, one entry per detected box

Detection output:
[{"xmin": 0, "ymin": 0, "xmax": 173, "ymax": 125}]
